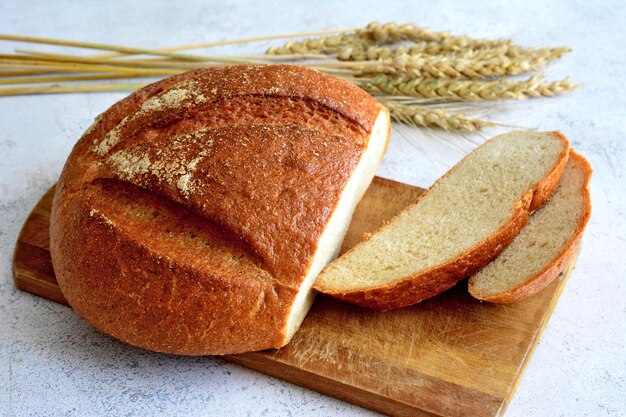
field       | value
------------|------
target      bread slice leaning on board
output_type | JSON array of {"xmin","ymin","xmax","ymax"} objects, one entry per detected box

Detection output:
[
  {"xmin": 315, "ymin": 131, "xmax": 570, "ymax": 310},
  {"xmin": 49, "ymin": 65, "xmax": 391, "ymax": 355},
  {"xmin": 468, "ymin": 151, "xmax": 591, "ymax": 303}
]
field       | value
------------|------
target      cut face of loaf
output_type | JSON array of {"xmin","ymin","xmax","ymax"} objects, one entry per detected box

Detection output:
[
  {"xmin": 468, "ymin": 151, "xmax": 592, "ymax": 303},
  {"xmin": 285, "ymin": 108, "xmax": 390, "ymax": 338},
  {"xmin": 315, "ymin": 131, "xmax": 570, "ymax": 310},
  {"xmin": 50, "ymin": 65, "xmax": 390, "ymax": 355}
]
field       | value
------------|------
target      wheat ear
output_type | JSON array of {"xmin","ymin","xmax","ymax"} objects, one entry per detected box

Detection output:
[
  {"xmin": 338, "ymin": 43, "xmax": 570, "ymax": 62},
  {"xmin": 356, "ymin": 54, "xmax": 557, "ymax": 78},
  {"xmin": 356, "ymin": 22, "xmax": 511, "ymax": 48},
  {"xmin": 266, "ymin": 33, "xmax": 364, "ymax": 55},
  {"xmin": 361, "ymin": 74, "xmax": 579, "ymax": 100},
  {"xmin": 381, "ymin": 99, "xmax": 494, "ymax": 131},
  {"xmin": 266, "ymin": 22, "xmax": 509, "ymax": 56}
]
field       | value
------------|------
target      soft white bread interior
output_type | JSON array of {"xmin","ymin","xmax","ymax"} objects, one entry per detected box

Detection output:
[
  {"xmin": 285, "ymin": 108, "xmax": 390, "ymax": 338},
  {"xmin": 468, "ymin": 151, "xmax": 592, "ymax": 303},
  {"xmin": 314, "ymin": 131, "xmax": 570, "ymax": 310}
]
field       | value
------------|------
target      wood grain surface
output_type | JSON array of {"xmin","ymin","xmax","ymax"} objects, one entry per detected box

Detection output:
[{"xmin": 13, "ymin": 176, "xmax": 576, "ymax": 417}]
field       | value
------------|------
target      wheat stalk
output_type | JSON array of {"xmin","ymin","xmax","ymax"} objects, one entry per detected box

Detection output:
[
  {"xmin": 0, "ymin": 83, "xmax": 146, "ymax": 96},
  {"xmin": 381, "ymin": 99, "xmax": 494, "ymax": 131},
  {"xmin": 0, "ymin": 22, "xmax": 578, "ymax": 132},
  {"xmin": 0, "ymin": 56, "xmax": 182, "ymax": 75},
  {"xmin": 0, "ymin": 72, "xmax": 159, "ymax": 85},
  {"xmin": 0, "ymin": 34, "xmax": 265, "ymax": 63},
  {"xmin": 17, "ymin": 48, "xmax": 327, "ymax": 65},
  {"xmin": 0, "ymin": 52, "xmax": 257, "ymax": 71},
  {"xmin": 360, "ymin": 74, "xmax": 579, "ymax": 101}
]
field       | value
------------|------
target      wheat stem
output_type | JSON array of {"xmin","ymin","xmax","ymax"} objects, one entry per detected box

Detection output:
[
  {"xmin": 0, "ymin": 51, "xmax": 258, "ymax": 70},
  {"xmin": 0, "ymin": 83, "xmax": 145, "ymax": 96},
  {"xmin": 17, "ymin": 49, "xmax": 327, "ymax": 64},
  {"xmin": 90, "ymin": 27, "xmax": 357, "ymax": 59},
  {"xmin": 0, "ymin": 63, "xmax": 66, "ymax": 77},
  {"xmin": 0, "ymin": 34, "xmax": 262, "ymax": 63},
  {"xmin": 0, "ymin": 56, "xmax": 182, "ymax": 75},
  {"xmin": 10, "ymin": 51, "xmax": 213, "ymax": 69},
  {"xmin": 0, "ymin": 72, "xmax": 160, "ymax": 85}
]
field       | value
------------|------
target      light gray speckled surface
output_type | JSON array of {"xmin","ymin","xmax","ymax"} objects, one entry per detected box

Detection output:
[{"xmin": 1, "ymin": 1, "xmax": 625, "ymax": 416}]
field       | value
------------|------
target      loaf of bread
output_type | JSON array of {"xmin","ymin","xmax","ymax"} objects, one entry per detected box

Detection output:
[
  {"xmin": 468, "ymin": 151, "xmax": 591, "ymax": 303},
  {"xmin": 314, "ymin": 131, "xmax": 570, "ymax": 310},
  {"xmin": 50, "ymin": 65, "xmax": 391, "ymax": 355}
]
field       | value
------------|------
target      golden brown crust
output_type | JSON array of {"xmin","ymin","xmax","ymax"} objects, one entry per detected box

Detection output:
[
  {"xmin": 468, "ymin": 151, "xmax": 592, "ymax": 303},
  {"xmin": 50, "ymin": 65, "xmax": 386, "ymax": 354},
  {"xmin": 315, "ymin": 131, "xmax": 570, "ymax": 311},
  {"xmin": 51, "ymin": 181, "xmax": 289, "ymax": 354},
  {"xmin": 527, "ymin": 131, "xmax": 571, "ymax": 213}
]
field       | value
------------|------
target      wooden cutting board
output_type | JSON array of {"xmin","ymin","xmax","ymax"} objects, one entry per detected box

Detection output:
[{"xmin": 13, "ymin": 177, "xmax": 577, "ymax": 417}]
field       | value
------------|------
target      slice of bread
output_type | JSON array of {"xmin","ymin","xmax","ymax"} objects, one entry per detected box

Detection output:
[
  {"xmin": 468, "ymin": 151, "xmax": 591, "ymax": 303},
  {"xmin": 314, "ymin": 131, "xmax": 570, "ymax": 310}
]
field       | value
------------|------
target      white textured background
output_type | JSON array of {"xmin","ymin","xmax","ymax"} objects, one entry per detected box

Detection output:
[{"xmin": 1, "ymin": 1, "xmax": 625, "ymax": 416}]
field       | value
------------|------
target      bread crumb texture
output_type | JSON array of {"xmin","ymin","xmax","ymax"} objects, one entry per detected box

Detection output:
[
  {"xmin": 470, "ymin": 152, "xmax": 591, "ymax": 297},
  {"xmin": 317, "ymin": 131, "xmax": 568, "ymax": 292}
]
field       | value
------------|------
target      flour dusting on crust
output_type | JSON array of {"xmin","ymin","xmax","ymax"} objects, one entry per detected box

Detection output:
[
  {"xmin": 106, "ymin": 128, "xmax": 212, "ymax": 197},
  {"xmin": 93, "ymin": 80, "xmax": 208, "ymax": 156}
]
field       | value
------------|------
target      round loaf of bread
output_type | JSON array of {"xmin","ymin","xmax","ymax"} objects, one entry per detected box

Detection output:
[{"xmin": 50, "ymin": 65, "xmax": 390, "ymax": 355}]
